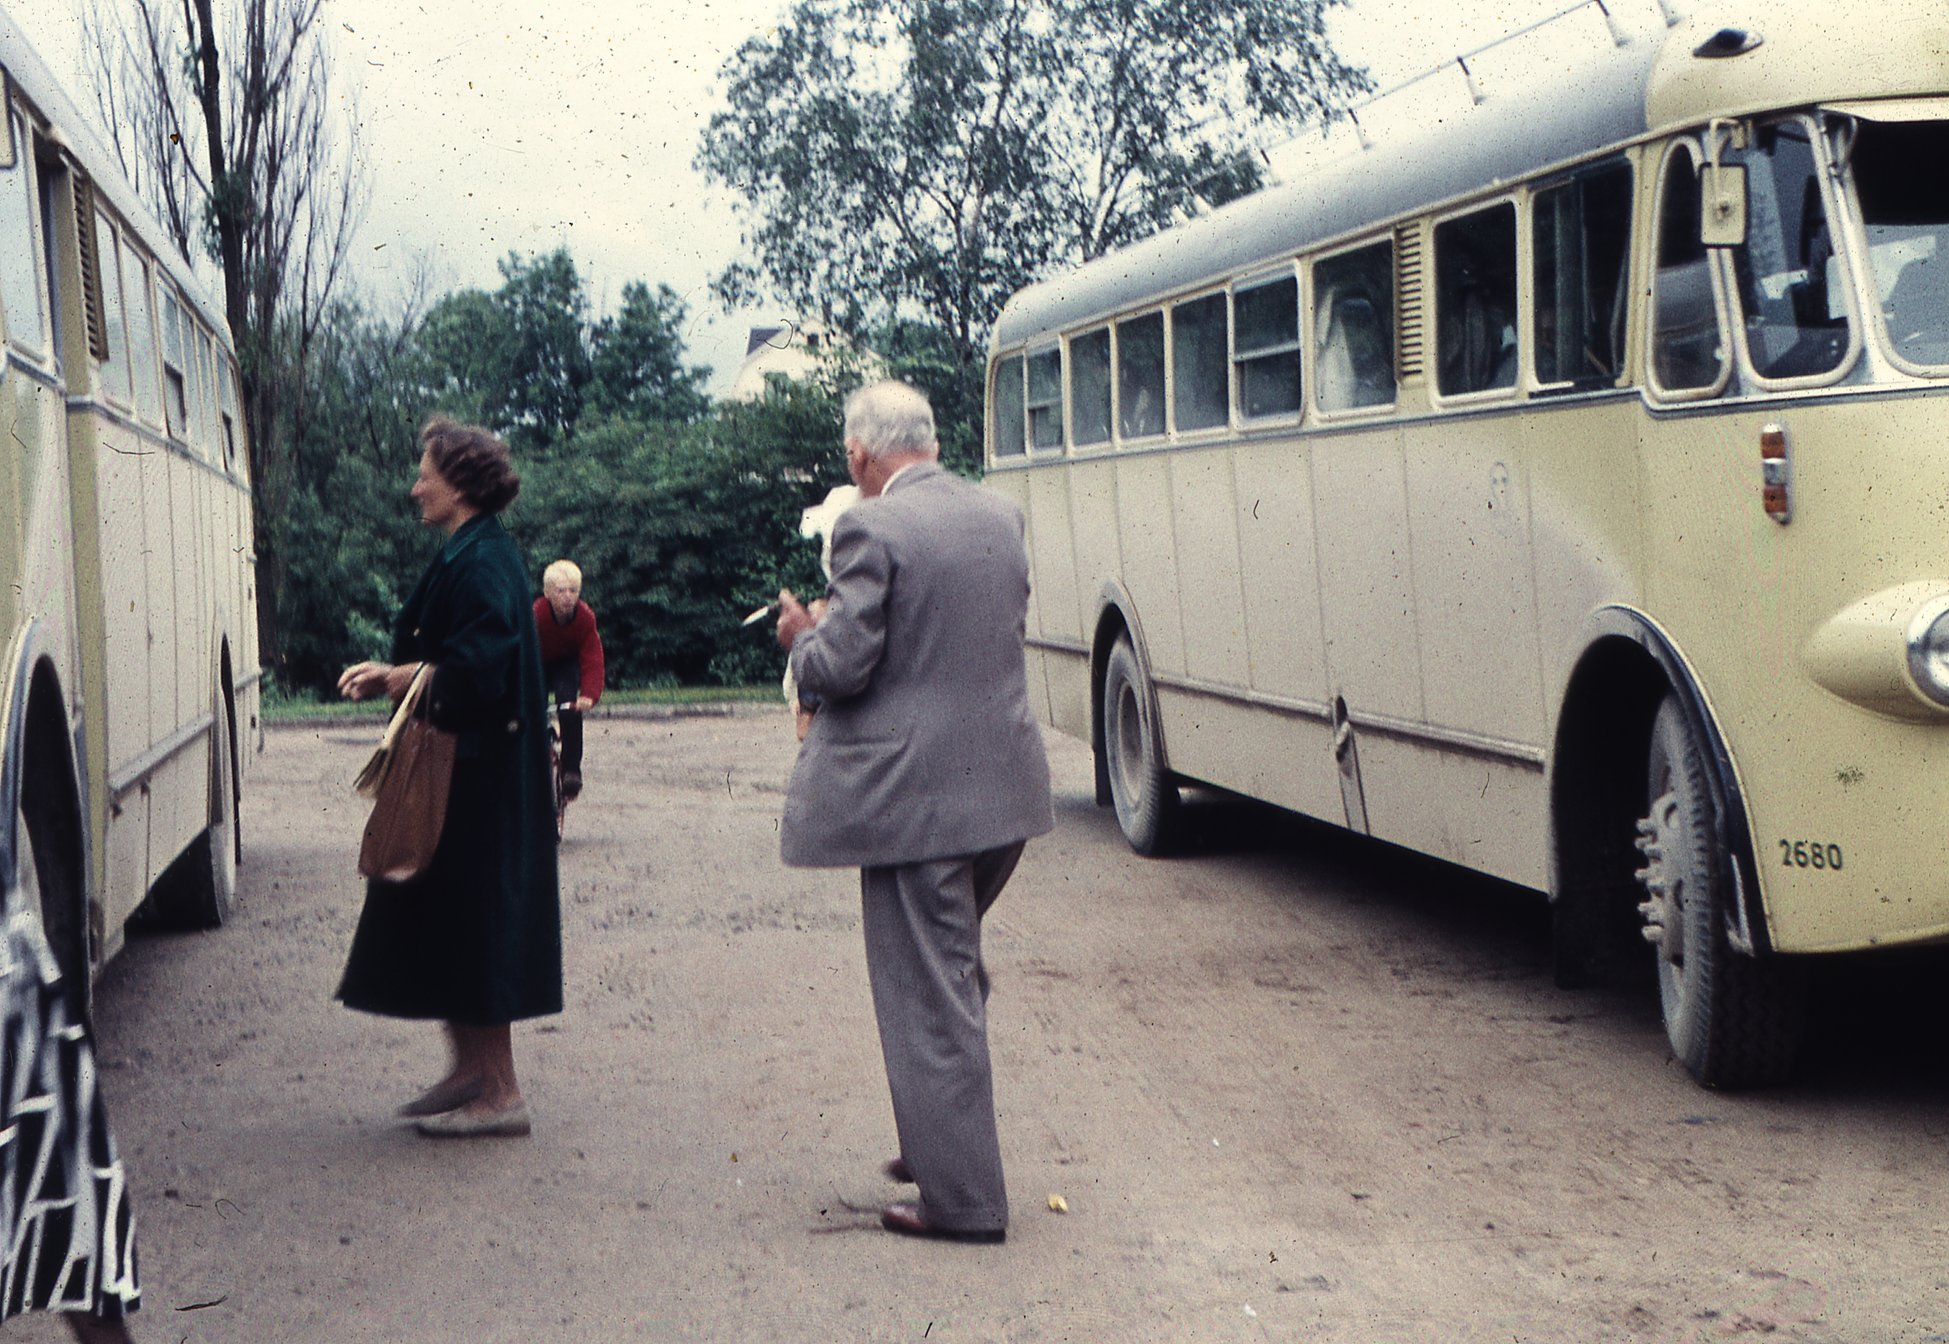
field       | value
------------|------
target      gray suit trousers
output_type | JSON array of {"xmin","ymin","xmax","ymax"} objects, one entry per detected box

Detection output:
[{"xmin": 860, "ymin": 841, "xmax": 1025, "ymax": 1233}]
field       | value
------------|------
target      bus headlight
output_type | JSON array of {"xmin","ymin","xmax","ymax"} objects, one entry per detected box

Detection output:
[
  {"xmin": 1906, "ymin": 598, "xmax": 1949, "ymax": 707},
  {"xmin": 1801, "ymin": 583, "xmax": 1949, "ymax": 720}
]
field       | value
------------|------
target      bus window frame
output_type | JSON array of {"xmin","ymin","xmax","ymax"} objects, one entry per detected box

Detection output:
[
  {"xmin": 218, "ymin": 352, "xmax": 245, "ymax": 476},
  {"xmin": 1646, "ymin": 136, "xmax": 1736, "ymax": 404},
  {"xmin": 158, "ymin": 284, "xmax": 191, "ymax": 441},
  {"xmin": 1838, "ymin": 107, "xmax": 1949, "ymax": 380},
  {"xmin": 1113, "ymin": 307, "xmax": 1169, "ymax": 448},
  {"xmin": 1308, "ymin": 234, "xmax": 1398, "ymax": 421},
  {"xmin": 1230, "ymin": 264, "xmax": 1306, "ymax": 427},
  {"xmin": 1067, "ymin": 325, "xmax": 1114, "ymax": 454},
  {"xmin": 1429, "ymin": 195, "xmax": 1524, "ymax": 409},
  {"xmin": 987, "ymin": 351, "xmax": 1028, "ymax": 464},
  {"xmin": 1165, "ymin": 286, "xmax": 1233, "ymax": 440},
  {"xmin": 1723, "ymin": 113, "xmax": 1863, "ymax": 393},
  {"xmin": 91, "ymin": 209, "xmax": 132, "ymax": 411},
  {"xmin": 0, "ymin": 108, "xmax": 47, "ymax": 363},
  {"xmin": 121, "ymin": 246, "xmax": 163, "ymax": 429},
  {"xmin": 1526, "ymin": 156, "xmax": 1637, "ymax": 396},
  {"xmin": 1024, "ymin": 344, "xmax": 1064, "ymax": 456}
]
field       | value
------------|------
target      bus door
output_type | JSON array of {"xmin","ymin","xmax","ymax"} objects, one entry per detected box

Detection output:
[{"xmin": 1308, "ymin": 234, "xmax": 1418, "ymax": 836}]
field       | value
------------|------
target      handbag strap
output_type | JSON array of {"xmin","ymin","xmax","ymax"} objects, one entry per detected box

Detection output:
[{"xmin": 377, "ymin": 663, "xmax": 432, "ymax": 745}]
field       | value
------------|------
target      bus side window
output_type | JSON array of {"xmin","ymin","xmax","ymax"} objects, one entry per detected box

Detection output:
[
  {"xmin": 159, "ymin": 288, "xmax": 189, "ymax": 437},
  {"xmin": 1313, "ymin": 240, "xmax": 1395, "ymax": 412},
  {"xmin": 1533, "ymin": 162, "xmax": 1633, "ymax": 390},
  {"xmin": 1435, "ymin": 203, "xmax": 1518, "ymax": 396},
  {"xmin": 1026, "ymin": 348, "xmax": 1062, "ymax": 451},
  {"xmin": 991, "ymin": 354, "xmax": 1026, "ymax": 459},
  {"xmin": 92, "ymin": 212, "xmax": 131, "ymax": 404},
  {"xmin": 1234, "ymin": 274, "xmax": 1302, "ymax": 420},
  {"xmin": 1170, "ymin": 292, "xmax": 1228, "ymax": 432},
  {"xmin": 0, "ymin": 113, "xmax": 45, "ymax": 355},
  {"xmin": 123, "ymin": 250, "xmax": 162, "ymax": 423},
  {"xmin": 218, "ymin": 355, "xmax": 242, "ymax": 469},
  {"xmin": 1651, "ymin": 143, "xmax": 1730, "ymax": 394},
  {"xmin": 1730, "ymin": 118, "xmax": 1852, "ymax": 381},
  {"xmin": 1116, "ymin": 311, "xmax": 1165, "ymax": 440},
  {"xmin": 195, "ymin": 327, "xmax": 220, "ymax": 458},
  {"xmin": 1071, "ymin": 327, "xmax": 1112, "ymax": 448}
]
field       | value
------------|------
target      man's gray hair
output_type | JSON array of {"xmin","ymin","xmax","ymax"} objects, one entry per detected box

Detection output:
[{"xmin": 844, "ymin": 380, "xmax": 938, "ymax": 461}]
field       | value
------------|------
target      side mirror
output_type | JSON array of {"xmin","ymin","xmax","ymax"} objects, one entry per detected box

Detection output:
[{"xmin": 1700, "ymin": 163, "xmax": 1747, "ymax": 246}]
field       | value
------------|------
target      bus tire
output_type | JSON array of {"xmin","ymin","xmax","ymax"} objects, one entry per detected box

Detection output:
[
  {"xmin": 1636, "ymin": 694, "xmax": 1805, "ymax": 1088},
  {"xmin": 15, "ymin": 797, "xmax": 88, "ymax": 1023},
  {"xmin": 147, "ymin": 696, "xmax": 238, "ymax": 930},
  {"xmin": 1101, "ymin": 637, "xmax": 1180, "ymax": 855}
]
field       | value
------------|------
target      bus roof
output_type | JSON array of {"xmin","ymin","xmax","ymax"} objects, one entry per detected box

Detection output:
[
  {"xmin": 0, "ymin": 4, "xmax": 235, "ymax": 347},
  {"xmin": 991, "ymin": 0, "xmax": 1949, "ymax": 353}
]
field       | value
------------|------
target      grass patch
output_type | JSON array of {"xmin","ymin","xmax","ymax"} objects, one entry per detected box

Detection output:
[{"xmin": 263, "ymin": 682, "xmax": 780, "ymax": 724}]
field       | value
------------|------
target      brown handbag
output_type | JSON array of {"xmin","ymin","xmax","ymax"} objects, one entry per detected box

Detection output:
[{"xmin": 357, "ymin": 667, "xmax": 457, "ymax": 882}]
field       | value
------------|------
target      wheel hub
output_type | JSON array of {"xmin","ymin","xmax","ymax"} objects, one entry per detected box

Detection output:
[{"xmin": 1635, "ymin": 791, "xmax": 1687, "ymax": 965}]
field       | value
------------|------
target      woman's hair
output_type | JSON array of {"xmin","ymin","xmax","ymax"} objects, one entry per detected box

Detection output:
[{"xmin": 420, "ymin": 417, "xmax": 520, "ymax": 514}]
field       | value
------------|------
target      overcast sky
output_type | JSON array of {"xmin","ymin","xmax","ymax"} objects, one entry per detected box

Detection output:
[{"xmin": 14, "ymin": 0, "xmax": 1681, "ymax": 393}]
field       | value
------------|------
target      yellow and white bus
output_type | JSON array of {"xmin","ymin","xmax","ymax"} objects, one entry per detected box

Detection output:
[
  {"xmin": 987, "ymin": 1, "xmax": 1949, "ymax": 1087},
  {"xmin": 2, "ymin": 6, "xmax": 259, "ymax": 1000}
]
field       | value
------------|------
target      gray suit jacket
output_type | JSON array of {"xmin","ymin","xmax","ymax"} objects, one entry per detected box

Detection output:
[{"xmin": 780, "ymin": 462, "xmax": 1054, "ymax": 868}]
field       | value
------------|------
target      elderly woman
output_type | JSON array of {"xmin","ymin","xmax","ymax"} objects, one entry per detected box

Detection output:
[{"xmin": 337, "ymin": 418, "xmax": 562, "ymax": 1137}]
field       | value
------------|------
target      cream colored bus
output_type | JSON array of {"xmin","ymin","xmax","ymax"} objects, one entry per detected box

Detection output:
[
  {"xmin": 2, "ymin": 7, "xmax": 259, "ymax": 1001},
  {"xmin": 987, "ymin": 1, "xmax": 1949, "ymax": 1088}
]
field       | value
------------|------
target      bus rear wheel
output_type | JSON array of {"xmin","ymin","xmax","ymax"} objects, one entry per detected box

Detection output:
[
  {"xmin": 1101, "ymin": 637, "xmax": 1180, "ymax": 855},
  {"xmin": 1635, "ymin": 695, "xmax": 1805, "ymax": 1088},
  {"xmin": 147, "ymin": 695, "xmax": 238, "ymax": 930}
]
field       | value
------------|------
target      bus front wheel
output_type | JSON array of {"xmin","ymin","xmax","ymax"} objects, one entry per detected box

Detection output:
[
  {"xmin": 1101, "ymin": 637, "xmax": 1180, "ymax": 855},
  {"xmin": 1635, "ymin": 694, "xmax": 1805, "ymax": 1088}
]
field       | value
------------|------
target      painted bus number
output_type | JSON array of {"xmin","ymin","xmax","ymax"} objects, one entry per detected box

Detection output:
[{"xmin": 1779, "ymin": 839, "xmax": 1844, "ymax": 871}]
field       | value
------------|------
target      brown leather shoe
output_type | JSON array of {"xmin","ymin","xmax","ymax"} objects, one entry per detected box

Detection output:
[
  {"xmin": 880, "ymin": 1201, "xmax": 1004, "ymax": 1244},
  {"xmin": 882, "ymin": 1157, "xmax": 915, "ymax": 1183}
]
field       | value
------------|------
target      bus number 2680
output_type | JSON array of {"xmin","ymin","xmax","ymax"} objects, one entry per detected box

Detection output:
[{"xmin": 1779, "ymin": 839, "xmax": 1844, "ymax": 871}]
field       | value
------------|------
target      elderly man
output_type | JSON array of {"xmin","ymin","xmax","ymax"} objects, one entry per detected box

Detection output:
[{"xmin": 776, "ymin": 379, "xmax": 1053, "ymax": 1244}]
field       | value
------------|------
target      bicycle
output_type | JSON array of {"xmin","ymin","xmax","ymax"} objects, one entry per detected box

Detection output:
[{"xmin": 547, "ymin": 700, "xmax": 572, "ymax": 842}]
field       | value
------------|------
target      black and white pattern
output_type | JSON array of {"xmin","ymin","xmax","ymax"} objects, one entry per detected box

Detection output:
[{"xmin": 0, "ymin": 907, "xmax": 139, "ymax": 1322}]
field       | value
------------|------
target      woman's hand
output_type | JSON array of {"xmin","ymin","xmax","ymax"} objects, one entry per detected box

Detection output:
[
  {"xmin": 339, "ymin": 662, "xmax": 431, "ymax": 702},
  {"xmin": 338, "ymin": 661, "xmax": 393, "ymax": 701}
]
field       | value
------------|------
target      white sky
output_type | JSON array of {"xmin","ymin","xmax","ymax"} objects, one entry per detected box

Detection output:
[{"xmin": 13, "ymin": 0, "xmax": 1685, "ymax": 393}]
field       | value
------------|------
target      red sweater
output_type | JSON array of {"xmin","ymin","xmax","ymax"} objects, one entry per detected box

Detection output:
[{"xmin": 532, "ymin": 598, "xmax": 605, "ymax": 704}]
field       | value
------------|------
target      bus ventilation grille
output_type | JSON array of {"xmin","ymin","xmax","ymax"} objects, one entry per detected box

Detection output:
[
  {"xmin": 1395, "ymin": 224, "xmax": 1425, "ymax": 383},
  {"xmin": 72, "ymin": 177, "xmax": 109, "ymax": 364}
]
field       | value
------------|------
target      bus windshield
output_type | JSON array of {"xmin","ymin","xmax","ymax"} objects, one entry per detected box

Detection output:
[{"xmin": 1851, "ymin": 119, "xmax": 1949, "ymax": 368}]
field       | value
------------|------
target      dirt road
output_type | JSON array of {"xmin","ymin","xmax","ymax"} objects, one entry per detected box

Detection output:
[{"xmin": 4, "ymin": 709, "xmax": 1948, "ymax": 1343}]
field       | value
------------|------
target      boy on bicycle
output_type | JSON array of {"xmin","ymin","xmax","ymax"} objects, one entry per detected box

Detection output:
[{"xmin": 534, "ymin": 559, "xmax": 605, "ymax": 799}]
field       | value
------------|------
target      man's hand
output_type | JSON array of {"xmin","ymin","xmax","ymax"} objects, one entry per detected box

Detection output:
[{"xmin": 776, "ymin": 589, "xmax": 826, "ymax": 651}]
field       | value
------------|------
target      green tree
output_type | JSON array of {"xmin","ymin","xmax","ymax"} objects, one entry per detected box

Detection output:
[
  {"xmin": 587, "ymin": 282, "xmax": 714, "ymax": 425},
  {"xmin": 490, "ymin": 249, "xmax": 593, "ymax": 453},
  {"xmin": 698, "ymin": 0, "xmax": 1368, "ymax": 376}
]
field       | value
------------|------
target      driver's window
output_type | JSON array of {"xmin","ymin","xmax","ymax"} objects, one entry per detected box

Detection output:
[{"xmin": 1729, "ymin": 118, "xmax": 1853, "ymax": 381}]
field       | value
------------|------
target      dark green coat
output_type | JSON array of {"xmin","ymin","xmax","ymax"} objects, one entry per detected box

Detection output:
[{"xmin": 338, "ymin": 515, "xmax": 563, "ymax": 1024}]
